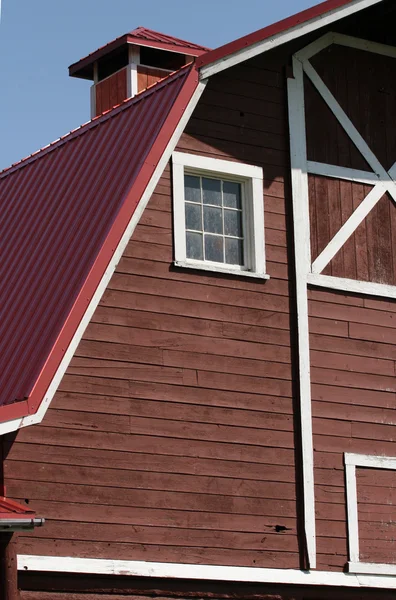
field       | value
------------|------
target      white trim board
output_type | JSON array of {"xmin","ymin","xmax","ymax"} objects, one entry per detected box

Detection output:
[
  {"xmin": 287, "ymin": 57, "xmax": 316, "ymax": 569},
  {"xmin": 17, "ymin": 556, "xmax": 396, "ymax": 589},
  {"xmin": 307, "ymin": 273, "xmax": 396, "ymax": 300},
  {"xmin": 307, "ymin": 161, "xmax": 380, "ymax": 185},
  {"xmin": 0, "ymin": 80, "xmax": 207, "ymax": 437},
  {"xmin": 199, "ymin": 0, "xmax": 383, "ymax": 79},
  {"xmin": 284, "ymin": 28, "xmax": 396, "ymax": 574},
  {"xmin": 344, "ymin": 452, "xmax": 396, "ymax": 576}
]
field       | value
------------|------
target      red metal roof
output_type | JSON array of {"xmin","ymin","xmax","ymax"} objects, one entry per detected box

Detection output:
[
  {"xmin": 69, "ymin": 27, "xmax": 210, "ymax": 79},
  {"xmin": 128, "ymin": 26, "xmax": 210, "ymax": 53},
  {"xmin": 0, "ymin": 65, "xmax": 198, "ymax": 424},
  {"xmin": 196, "ymin": 0, "xmax": 370, "ymax": 69}
]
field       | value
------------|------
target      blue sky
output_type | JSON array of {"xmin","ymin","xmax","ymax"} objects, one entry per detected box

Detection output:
[{"xmin": 0, "ymin": 0, "xmax": 317, "ymax": 170}]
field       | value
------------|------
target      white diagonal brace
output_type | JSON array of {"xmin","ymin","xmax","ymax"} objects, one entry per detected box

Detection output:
[
  {"xmin": 303, "ymin": 60, "xmax": 396, "ymax": 202},
  {"xmin": 311, "ymin": 182, "xmax": 388, "ymax": 274},
  {"xmin": 312, "ymin": 160, "xmax": 396, "ymax": 273}
]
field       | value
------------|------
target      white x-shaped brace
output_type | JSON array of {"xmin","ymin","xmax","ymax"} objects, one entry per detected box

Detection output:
[{"xmin": 302, "ymin": 60, "xmax": 396, "ymax": 275}]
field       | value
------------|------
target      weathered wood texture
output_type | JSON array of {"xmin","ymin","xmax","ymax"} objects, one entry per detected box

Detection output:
[
  {"xmin": 95, "ymin": 68, "xmax": 128, "ymax": 116},
  {"xmin": 356, "ymin": 467, "xmax": 396, "ymax": 565},
  {"xmin": 310, "ymin": 288, "xmax": 396, "ymax": 570},
  {"xmin": 17, "ymin": 572, "xmax": 396, "ymax": 600},
  {"xmin": 306, "ymin": 45, "xmax": 396, "ymax": 285},
  {"xmin": 5, "ymin": 12, "xmax": 396, "ymax": 585},
  {"xmin": 4, "ymin": 53, "xmax": 303, "ymax": 571},
  {"xmin": 137, "ymin": 66, "xmax": 169, "ymax": 92}
]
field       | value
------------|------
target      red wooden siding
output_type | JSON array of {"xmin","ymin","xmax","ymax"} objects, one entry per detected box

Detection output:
[
  {"xmin": 4, "ymin": 14, "xmax": 396, "ymax": 585},
  {"xmin": 310, "ymin": 288, "xmax": 396, "ymax": 570},
  {"xmin": 137, "ymin": 65, "xmax": 170, "ymax": 92},
  {"xmin": 305, "ymin": 76, "xmax": 370, "ymax": 171},
  {"xmin": 306, "ymin": 43, "xmax": 396, "ymax": 286},
  {"xmin": 18, "ymin": 572, "xmax": 396, "ymax": 600},
  {"xmin": 357, "ymin": 467, "xmax": 396, "ymax": 565},
  {"xmin": 3, "ymin": 52, "xmax": 305, "ymax": 569},
  {"xmin": 95, "ymin": 68, "xmax": 128, "ymax": 116},
  {"xmin": 310, "ymin": 45, "xmax": 396, "ymax": 172}
]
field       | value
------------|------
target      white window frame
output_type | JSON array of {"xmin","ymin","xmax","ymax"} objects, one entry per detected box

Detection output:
[
  {"xmin": 172, "ymin": 152, "xmax": 268, "ymax": 279},
  {"xmin": 345, "ymin": 453, "xmax": 396, "ymax": 576}
]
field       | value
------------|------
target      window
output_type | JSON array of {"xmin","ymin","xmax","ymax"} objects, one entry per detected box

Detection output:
[{"xmin": 172, "ymin": 152, "xmax": 267, "ymax": 278}]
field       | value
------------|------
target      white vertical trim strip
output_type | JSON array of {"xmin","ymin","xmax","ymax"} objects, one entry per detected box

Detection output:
[
  {"xmin": 90, "ymin": 84, "xmax": 96, "ymax": 119},
  {"xmin": 128, "ymin": 45, "xmax": 140, "ymax": 98},
  {"xmin": 287, "ymin": 57, "xmax": 316, "ymax": 569},
  {"xmin": 345, "ymin": 462, "xmax": 360, "ymax": 563},
  {"xmin": 0, "ymin": 79, "xmax": 208, "ymax": 437},
  {"xmin": 172, "ymin": 160, "xmax": 187, "ymax": 263},
  {"xmin": 251, "ymin": 175, "xmax": 266, "ymax": 275}
]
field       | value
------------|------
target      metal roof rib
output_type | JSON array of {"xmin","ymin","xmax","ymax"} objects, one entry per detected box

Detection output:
[{"xmin": 0, "ymin": 65, "xmax": 198, "ymax": 422}]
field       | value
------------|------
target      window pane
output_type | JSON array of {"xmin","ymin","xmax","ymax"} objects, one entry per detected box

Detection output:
[
  {"xmin": 223, "ymin": 181, "xmax": 241, "ymax": 209},
  {"xmin": 224, "ymin": 209, "xmax": 243, "ymax": 237},
  {"xmin": 202, "ymin": 177, "xmax": 221, "ymax": 206},
  {"xmin": 225, "ymin": 238, "xmax": 243, "ymax": 265},
  {"xmin": 186, "ymin": 232, "xmax": 203, "ymax": 260},
  {"xmin": 185, "ymin": 175, "xmax": 201, "ymax": 203},
  {"xmin": 205, "ymin": 235, "xmax": 224, "ymax": 263},
  {"xmin": 203, "ymin": 206, "xmax": 222, "ymax": 234},
  {"xmin": 185, "ymin": 203, "xmax": 202, "ymax": 231}
]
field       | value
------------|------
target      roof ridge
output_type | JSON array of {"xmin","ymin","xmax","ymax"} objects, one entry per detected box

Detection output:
[
  {"xmin": 0, "ymin": 63, "xmax": 192, "ymax": 179},
  {"xmin": 129, "ymin": 26, "xmax": 211, "ymax": 51}
]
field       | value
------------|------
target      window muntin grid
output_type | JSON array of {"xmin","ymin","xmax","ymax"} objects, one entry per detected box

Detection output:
[{"xmin": 184, "ymin": 174, "xmax": 244, "ymax": 266}]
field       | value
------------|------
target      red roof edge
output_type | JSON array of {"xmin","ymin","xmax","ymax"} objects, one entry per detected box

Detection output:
[
  {"xmin": 0, "ymin": 496, "xmax": 35, "ymax": 519},
  {"xmin": 0, "ymin": 64, "xmax": 192, "ymax": 181},
  {"xmin": 197, "ymin": 0, "xmax": 359, "ymax": 68},
  {"xmin": 3, "ymin": 66, "xmax": 199, "ymax": 427},
  {"xmin": 0, "ymin": 496, "xmax": 44, "ymax": 530}
]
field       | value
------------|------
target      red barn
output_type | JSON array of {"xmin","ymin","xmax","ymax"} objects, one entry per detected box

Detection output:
[{"xmin": 1, "ymin": 0, "xmax": 396, "ymax": 598}]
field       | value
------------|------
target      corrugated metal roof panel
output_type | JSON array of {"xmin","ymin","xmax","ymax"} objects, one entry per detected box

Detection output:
[{"xmin": 0, "ymin": 66, "xmax": 193, "ymax": 413}]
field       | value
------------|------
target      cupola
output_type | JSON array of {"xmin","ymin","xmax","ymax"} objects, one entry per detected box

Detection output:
[{"xmin": 69, "ymin": 27, "xmax": 209, "ymax": 118}]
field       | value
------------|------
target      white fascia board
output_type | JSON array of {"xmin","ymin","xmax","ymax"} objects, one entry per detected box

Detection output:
[
  {"xmin": 0, "ymin": 80, "xmax": 207, "ymax": 438},
  {"xmin": 17, "ymin": 556, "xmax": 396, "ymax": 589},
  {"xmin": 199, "ymin": 0, "xmax": 383, "ymax": 79}
]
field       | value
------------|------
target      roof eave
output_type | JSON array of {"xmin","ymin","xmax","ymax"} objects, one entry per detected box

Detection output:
[
  {"xmin": 69, "ymin": 34, "xmax": 208, "ymax": 80},
  {"xmin": 198, "ymin": 0, "xmax": 384, "ymax": 78}
]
